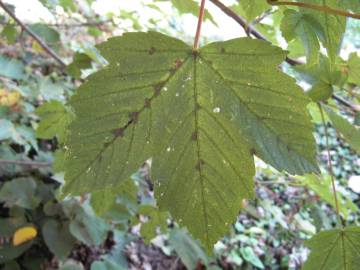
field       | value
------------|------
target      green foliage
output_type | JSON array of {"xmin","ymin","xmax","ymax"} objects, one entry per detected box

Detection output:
[
  {"xmin": 131, "ymin": 205, "xmax": 169, "ymax": 244},
  {"xmin": 64, "ymin": 31, "xmax": 318, "ymax": 250},
  {"xmin": 168, "ymin": 228, "xmax": 209, "ymax": 269},
  {"xmin": 1, "ymin": 0, "xmax": 360, "ymax": 268},
  {"xmin": 1, "ymin": 24, "xmax": 18, "ymax": 44},
  {"xmin": 303, "ymin": 226, "xmax": 360, "ymax": 270},
  {"xmin": 347, "ymin": 52, "xmax": 360, "ymax": 85},
  {"xmin": 66, "ymin": 53, "xmax": 93, "ymax": 79},
  {"xmin": 42, "ymin": 219, "xmax": 77, "ymax": 259},
  {"xmin": 294, "ymin": 55, "xmax": 346, "ymax": 102},
  {"xmin": 281, "ymin": 9, "xmax": 325, "ymax": 65},
  {"xmin": 35, "ymin": 101, "xmax": 73, "ymax": 144},
  {"xmin": 302, "ymin": 0, "xmax": 346, "ymax": 63},
  {"xmin": 155, "ymin": 0, "xmax": 216, "ymax": 25},
  {"xmin": 324, "ymin": 105, "xmax": 360, "ymax": 153},
  {"xmin": 29, "ymin": 23, "xmax": 60, "ymax": 47},
  {"xmin": 232, "ymin": 0, "xmax": 269, "ymax": 21},
  {"xmin": 294, "ymin": 174, "xmax": 358, "ymax": 219},
  {"xmin": 0, "ymin": 56, "xmax": 25, "ymax": 80},
  {"xmin": 0, "ymin": 178, "xmax": 39, "ymax": 209}
]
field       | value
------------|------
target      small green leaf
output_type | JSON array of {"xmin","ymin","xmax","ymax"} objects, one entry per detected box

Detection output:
[
  {"xmin": 0, "ymin": 178, "xmax": 39, "ymax": 209},
  {"xmin": 157, "ymin": 0, "xmax": 217, "ymax": 25},
  {"xmin": 169, "ymin": 228, "xmax": 209, "ymax": 268},
  {"xmin": 66, "ymin": 52, "xmax": 93, "ymax": 79},
  {"xmin": 348, "ymin": 52, "xmax": 360, "ymax": 85},
  {"xmin": 42, "ymin": 219, "xmax": 77, "ymax": 260},
  {"xmin": 324, "ymin": 105, "xmax": 360, "ymax": 153},
  {"xmin": 303, "ymin": 226, "xmax": 360, "ymax": 270},
  {"xmin": 69, "ymin": 213, "xmax": 109, "ymax": 246},
  {"xmin": 29, "ymin": 23, "xmax": 60, "ymax": 46},
  {"xmin": 281, "ymin": 9, "xmax": 325, "ymax": 65},
  {"xmin": 240, "ymin": 246, "xmax": 264, "ymax": 269},
  {"xmin": 91, "ymin": 179, "xmax": 138, "ymax": 218},
  {"xmin": 35, "ymin": 101, "xmax": 73, "ymax": 143},
  {"xmin": 63, "ymin": 200, "xmax": 110, "ymax": 246},
  {"xmin": 38, "ymin": 78, "xmax": 65, "ymax": 101},
  {"xmin": 306, "ymin": 81, "xmax": 333, "ymax": 102},
  {"xmin": 301, "ymin": 0, "xmax": 346, "ymax": 63},
  {"xmin": 294, "ymin": 174, "xmax": 358, "ymax": 219},
  {"xmin": 232, "ymin": 0, "xmax": 269, "ymax": 21},
  {"xmin": 0, "ymin": 218, "xmax": 33, "ymax": 264},
  {"xmin": 0, "ymin": 56, "xmax": 25, "ymax": 80},
  {"xmin": 1, "ymin": 24, "xmax": 18, "ymax": 44},
  {"xmin": 131, "ymin": 205, "xmax": 168, "ymax": 244}
]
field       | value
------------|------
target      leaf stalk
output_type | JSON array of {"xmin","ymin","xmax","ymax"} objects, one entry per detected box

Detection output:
[{"xmin": 193, "ymin": 0, "xmax": 207, "ymax": 50}]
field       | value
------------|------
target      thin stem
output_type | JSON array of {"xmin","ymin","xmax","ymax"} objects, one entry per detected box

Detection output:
[
  {"xmin": 193, "ymin": 0, "xmax": 207, "ymax": 50},
  {"xmin": 208, "ymin": 0, "xmax": 359, "ymax": 113},
  {"xmin": 267, "ymin": 0, "xmax": 360, "ymax": 20},
  {"xmin": 0, "ymin": 1, "xmax": 66, "ymax": 67},
  {"xmin": 0, "ymin": 159, "xmax": 52, "ymax": 168},
  {"xmin": 0, "ymin": 20, "xmax": 112, "ymax": 28},
  {"xmin": 318, "ymin": 103, "xmax": 343, "ymax": 227}
]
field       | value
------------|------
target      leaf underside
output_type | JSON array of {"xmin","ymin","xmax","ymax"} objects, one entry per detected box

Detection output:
[
  {"xmin": 64, "ymin": 31, "xmax": 318, "ymax": 249},
  {"xmin": 303, "ymin": 227, "xmax": 360, "ymax": 270}
]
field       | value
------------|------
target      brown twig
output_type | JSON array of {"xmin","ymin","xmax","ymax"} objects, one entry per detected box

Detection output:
[
  {"xmin": 0, "ymin": 1, "xmax": 66, "ymax": 67},
  {"xmin": 208, "ymin": 0, "xmax": 359, "ymax": 112},
  {"xmin": 267, "ymin": 0, "xmax": 360, "ymax": 20},
  {"xmin": 0, "ymin": 159, "xmax": 52, "ymax": 168},
  {"xmin": 0, "ymin": 20, "xmax": 113, "ymax": 28},
  {"xmin": 193, "ymin": 0, "xmax": 207, "ymax": 50}
]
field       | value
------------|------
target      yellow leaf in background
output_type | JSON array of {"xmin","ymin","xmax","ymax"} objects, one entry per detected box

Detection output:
[
  {"xmin": 32, "ymin": 41, "xmax": 44, "ymax": 53},
  {"xmin": 0, "ymin": 89, "xmax": 7, "ymax": 97},
  {"xmin": 0, "ymin": 91, "xmax": 21, "ymax": 107},
  {"xmin": 12, "ymin": 226, "xmax": 37, "ymax": 246}
]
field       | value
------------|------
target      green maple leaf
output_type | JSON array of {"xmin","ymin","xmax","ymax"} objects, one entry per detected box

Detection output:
[
  {"xmin": 281, "ymin": 9, "xmax": 325, "ymax": 65},
  {"xmin": 302, "ymin": 0, "xmax": 346, "ymax": 63},
  {"xmin": 303, "ymin": 226, "xmax": 360, "ymax": 270},
  {"xmin": 64, "ymin": 31, "xmax": 318, "ymax": 250}
]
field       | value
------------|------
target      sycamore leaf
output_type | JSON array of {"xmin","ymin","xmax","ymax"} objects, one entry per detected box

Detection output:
[
  {"xmin": 235, "ymin": 0, "xmax": 269, "ymax": 21},
  {"xmin": 302, "ymin": 0, "xmax": 346, "ymax": 63},
  {"xmin": 64, "ymin": 32, "xmax": 318, "ymax": 250},
  {"xmin": 281, "ymin": 9, "xmax": 325, "ymax": 65},
  {"xmin": 303, "ymin": 226, "xmax": 360, "ymax": 270}
]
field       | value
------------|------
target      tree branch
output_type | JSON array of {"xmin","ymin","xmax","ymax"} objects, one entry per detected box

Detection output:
[
  {"xmin": 0, "ymin": 1, "xmax": 66, "ymax": 67},
  {"xmin": 0, "ymin": 20, "xmax": 113, "ymax": 28},
  {"xmin": 267, "ymin": 0, "xmax": 360, "ymax": 20},
  {"xmin": 0, "ymin": 159, "xmax": 52, "ymax": 168},
  {"xmin": 209, "ymin": 0, "xmax": 360, "ymax": 112}
]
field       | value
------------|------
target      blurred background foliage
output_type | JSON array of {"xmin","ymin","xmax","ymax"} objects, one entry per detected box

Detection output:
[{"xmin": 0, "ymin": 0, "xmax": 359, "ymax": 269}]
